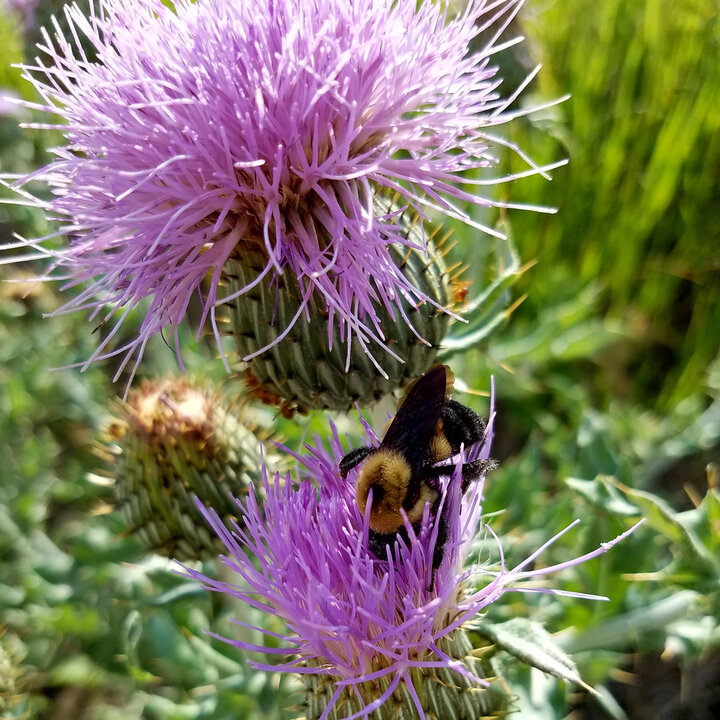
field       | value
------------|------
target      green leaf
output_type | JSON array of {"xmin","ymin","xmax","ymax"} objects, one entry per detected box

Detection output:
[
  {"xmin": 48, "ymin": 654, "xmax": 111, "ymax": 689},
  {"xmin": 702, "ymin": 488, "xmax": 720, "ymax": 554},
  {"xmin": 440, "ymin": 225, "xmax": 527, "ymax": 353},
  {"xmin": 147, "ymin": 582, "xmax": 208, "ymax": 607},
  {"xmin": 610, "ymin": 479, "xmax": 718, "ymax": 578},
  {"xmin": 472, "ymin": 618, "xmax": 592, "ymax": 691},
  {"xmin": 557, "ymin": 591, "xmax": 702, "ymax": 654},
  {"xmin": 565, "ymin": 476, "xmax": 639, "ymax": 516},
  {"xmin": 592, "ymin": 685, "xmax": 629, "ymax": 720}
]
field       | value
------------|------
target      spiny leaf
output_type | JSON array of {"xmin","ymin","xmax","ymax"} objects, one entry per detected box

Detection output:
[
  {"xmin": 472, "ymin": 619, "xmax": 593, "ymax": 692},
  {"xmin": 610, "ymin": 479, "xmax": 718, "ymax": 578}
]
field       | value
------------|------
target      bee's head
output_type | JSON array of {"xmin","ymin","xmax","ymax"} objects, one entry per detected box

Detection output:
[{"xmin": 356, "ymin": 450, "xmax": 437, "ymax": 534}]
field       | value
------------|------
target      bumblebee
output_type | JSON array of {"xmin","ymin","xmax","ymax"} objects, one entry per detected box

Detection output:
[{"xmin": 339, "ymin": 363, "xmax": 493, "ymax": 569}]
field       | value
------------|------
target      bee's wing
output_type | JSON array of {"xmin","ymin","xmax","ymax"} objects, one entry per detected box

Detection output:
[
  {"xmin": 394, "ymin": 363, "xmax": 454, "ymax": 414},
  {"xmin": 380, "ymin": 364, "xmax": 451, "ymax": 473}
]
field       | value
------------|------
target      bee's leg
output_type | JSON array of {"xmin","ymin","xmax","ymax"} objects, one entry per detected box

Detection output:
[
  {"xmin": 459, "ymin": 458, "xmax": 497, "ymax": 493},
  {"xmin": 431, "ymin": 513, "xmax": 449, "ymax": 571},
  {"xmin": 338, "ymin": 446, "xmax": 373, "ymax": 477},
  {"xmin": 425, "ymin": 458, "xmax": 497, "ymax": 492}
]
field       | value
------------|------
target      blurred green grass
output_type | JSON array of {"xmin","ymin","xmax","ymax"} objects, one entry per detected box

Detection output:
[
  {"xmin": 1, "ymin": 0, "xmax": 719, "ymax": 718},
  {"xmin": 504, "ymin": 0, "xmax": 720, "ymax": 410}
]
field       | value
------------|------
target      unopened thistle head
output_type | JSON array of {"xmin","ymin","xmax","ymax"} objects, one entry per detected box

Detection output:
[
  {"xmin": 182, "ymin": 411, "xmax": 640, "ymax": 720},
  {"xmin": 102, "ymin": 377, "xmax": 276, "ymax": 560},
  {"xmin": 2, "ymin": 0, "xmax": 561, "ymax": 384}
]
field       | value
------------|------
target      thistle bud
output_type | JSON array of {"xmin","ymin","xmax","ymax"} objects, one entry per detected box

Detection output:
[{"xmin": 103, "ymin": 378, "xmax": 274, "ymax": 561}]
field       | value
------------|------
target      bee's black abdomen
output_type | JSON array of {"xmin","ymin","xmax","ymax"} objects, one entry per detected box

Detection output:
[
  {"xmin": 442, "ymin": 399, "xmax": 487, "ymax": 454},
  {"xmin": 367, "ymin": 528, "xmax": 408, "ymax": 561},
  {"xmin": 367, "ymin": 518, "xmax": 450, "ymax": 572}
]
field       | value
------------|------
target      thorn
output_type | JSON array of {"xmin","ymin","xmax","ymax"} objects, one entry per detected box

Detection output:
[{"xmin": 503, "ymin": 293, "xmax": 527, "ymax": 318}]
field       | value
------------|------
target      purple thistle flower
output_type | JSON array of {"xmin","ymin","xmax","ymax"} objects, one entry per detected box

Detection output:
[
  {"xmin": 182, "ymin": 405, "xmax": 643, "ymax": 720},
  {"xmin": 1, "ymin": 0, "xmax": 563, "ymax": 383}
]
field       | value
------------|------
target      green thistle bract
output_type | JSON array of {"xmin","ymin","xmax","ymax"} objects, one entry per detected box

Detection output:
[
  {"xmin": 105, "ymin": 377, "xmax": 274, "ymax": 560},
  {"xmin": 225, "ymin": 196, "xmax": 451, "ymax": 413}
]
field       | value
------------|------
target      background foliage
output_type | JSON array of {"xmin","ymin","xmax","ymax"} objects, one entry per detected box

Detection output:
[{"xmin": 1, "ymin": 0, "xmax": 718, "ymax": 718}]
